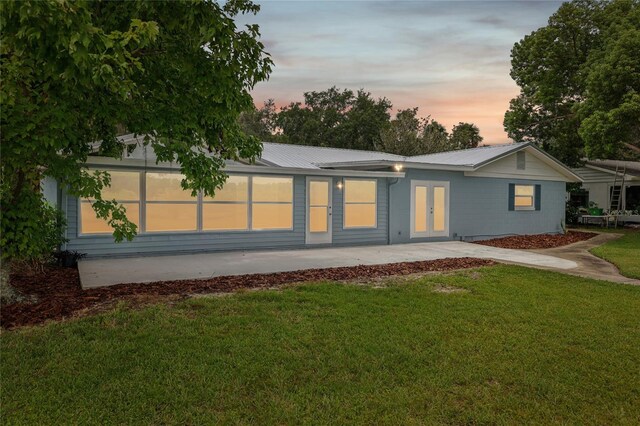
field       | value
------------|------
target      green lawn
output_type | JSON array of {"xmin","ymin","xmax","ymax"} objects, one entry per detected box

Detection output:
[
  {"xmin": 2, "ymin": 265, "xmax": 640, "ymax": 424},
  {"xmin": 590, "ymin": 231, "xmax": 640, "ymax": 279}
]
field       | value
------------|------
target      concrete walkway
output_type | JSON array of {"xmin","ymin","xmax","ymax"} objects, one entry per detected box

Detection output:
[
  {"xmin": 78, "ymin": 241, "xmax": 577, "ymax": 288},
  {"xmin": 529, "ymin": 232, "xmax": 640, "ymax": 285}
]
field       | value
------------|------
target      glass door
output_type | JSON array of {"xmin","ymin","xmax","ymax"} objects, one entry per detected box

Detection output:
[
  {"xmin": 306, "ymin": 177, "xmax": 332, "ymax": 244},
  {"xmin": 410, "ymin": 180, "xmax": 450, "ymax": 238}
]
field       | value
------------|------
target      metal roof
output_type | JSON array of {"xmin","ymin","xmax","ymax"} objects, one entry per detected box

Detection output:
[
  {"xmin": 94, "ymin": 135, "xmax": 577, "ymax": 180},
  {"xmin": 405, "ymin": 142, "xmax": 529, "ymax": 167},
  {"xmin": 260, "ymin": 142, "xmax": 404, "ymax": 169},
  {"xmin": 584, "ymin": 159, "xmax": 640, "ymax": 177}
]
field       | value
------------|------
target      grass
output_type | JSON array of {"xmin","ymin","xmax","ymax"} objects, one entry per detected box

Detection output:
[
  {"xmin": 590, "ymin": 230, "xmax": 640, "ymax": 279},
  {"xmin": 2, "ymin": 265, "xmax": 640, "ymax": 424}
]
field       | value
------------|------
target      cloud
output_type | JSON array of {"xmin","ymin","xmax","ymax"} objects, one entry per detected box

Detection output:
[{"xmin": 245, "ymin": 0, "xmax": 562, "ymax": 144}]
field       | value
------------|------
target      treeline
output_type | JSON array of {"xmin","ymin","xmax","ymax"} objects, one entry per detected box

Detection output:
[{"xmin": 240, "ymin": 87, "xmax": 483, "ymax": 155}]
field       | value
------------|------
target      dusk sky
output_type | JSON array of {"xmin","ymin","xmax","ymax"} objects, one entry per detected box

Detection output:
[{"xmin": 244, "ymin": 0, "xmax": 563, "ymax": 144}]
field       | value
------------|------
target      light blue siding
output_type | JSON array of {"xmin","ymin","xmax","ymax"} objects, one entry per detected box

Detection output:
[
  {"xmin": 63, "ymin": 167, "xmax": 566, "ymax": 258},
  {"xmin": 389, "ymin": 169, "xmax": 566, "ymax": 244},
  {"xmin": 65, "ymin": 175, "xmax": 389, "ymax": 257}
]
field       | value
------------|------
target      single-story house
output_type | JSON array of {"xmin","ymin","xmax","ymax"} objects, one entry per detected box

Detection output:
[
  {"xmin": 571, "ymin": 160, "xmax": 640, "ymax": 216},
  {"xmin": 45, "ymin": 136, "xmax": 582, "ymax": 257}
]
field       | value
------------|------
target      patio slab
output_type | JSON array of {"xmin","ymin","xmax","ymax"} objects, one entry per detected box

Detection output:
[{"xmin": 78, "ymin": 241, "xmax": 577, "ymax": 288}]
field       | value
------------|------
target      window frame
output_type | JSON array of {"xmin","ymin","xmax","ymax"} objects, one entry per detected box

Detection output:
[
  {"xmin": 201, "ymin": 175, "xmax": 250, "ymax": 232},
  {"xmin": 250, "ymin": 175, "xmax": 295, "ymax": 231},
  {"xmin": 144, "ymin": 172, "xmax": 199, "ymax": 233},
  {"xmin": 78, "ymin": 170, "xmax": 295, "ymax": 237},
  {"xmin": 78, "ymin": 170, "xmax": 142, "ymax": 236},
  {"xmin": 514, "ymin": 184, "xmax": 535, "ymax": 211},
  {"xmin": 343, "ymin": 178, "xmax": 378, "ymax": 229}
]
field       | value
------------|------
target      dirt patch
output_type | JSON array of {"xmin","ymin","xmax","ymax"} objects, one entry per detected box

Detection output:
[
  {"xmin": 432, "ymin": 284, "xmax": 469, "ymax": 294},
  {"xmin": 473, "ymin": 231, "xmax": 596, "ymax": 250},
  {"xmin": 1, "ymin": 257, "xmax": 494, "ymax": 329}
]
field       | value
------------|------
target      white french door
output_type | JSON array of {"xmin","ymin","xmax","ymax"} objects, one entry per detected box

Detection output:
[
  {"xmin": 306, "ymin": 177, "xmax": 333, "ymax": 244},
  {"xmin": 410, "ymin": 180, "xmax": 450, "ymax": 238}
]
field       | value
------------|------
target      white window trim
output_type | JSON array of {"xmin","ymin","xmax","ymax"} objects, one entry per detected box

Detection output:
[
  {"xmin": 343, "ymin": 178, "xmax": 378, "ymax": 229},
  {"xmin": 514, "ymin": 184, "xmax": 535, "ymax": 211},
  {"xmin": 78, "ymin": 170, "xmax": 295, "ymax": 236}
]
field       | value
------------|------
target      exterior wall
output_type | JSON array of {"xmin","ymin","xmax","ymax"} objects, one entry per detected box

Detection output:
[
  {"xmin": 465, "ymin": 150, "xmax": 566, "ymax": 181},
  {"xmin": 389, "ymin": 169, "xmax": 566, "ymax": 244},
  {"xmin": 64, "ymin": 174, "xmax": 388, "ymax": 257}
]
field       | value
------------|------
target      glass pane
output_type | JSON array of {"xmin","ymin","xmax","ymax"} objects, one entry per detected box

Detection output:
[
  {"xmin": 344, "ymin": 180, "xmax": 376, "ymax": 203},
  {"xmin": 202, "ymin": 204, "xmax": 248, "ymax": 231},
  {"xmin": 146, "ymin": 173, "xmax": 195, "ymax": 201},
  {"xmin": 88, "ymin": 171, "xmax": 140, "ymax": 201},
  {"xmin": 414, "ymin": 186, "xmax": 427, "ymax": 233},
  {"xmin": 310, "ymin": 206, "xmax": 328, "ymax": 232},
  {"xmin": 252, "ymin": 177, "xmax": 293, "ymax": 203},
  {"xmin": 515, "ymin": 185, "xmax": 534, "ymax": 196},
  {"xmin": 81, "ymin": 202, "xmax": 139, "ymax": 234},
  {"xmin": 433, "ymin": 186, "xmax": 445, "ymax": 232},
  {"xmin": 344, "ymin": 204, "xmax": 376, "ymax": 228},
  {"xmin": 203, "ymin": 176, "xmax": 248, "ymax": 202},
  {"xmin": 146, "ymin": 203, "xmax": 197, "ymax": 232},
  {"xmin": 310, "ymin": 181, "xmax": 329, "ymax": 206},
  {"xmin": 252, "ymin": 203, "xmax": 293, "ymax": 229},
  {"xmin": 515, "ymin": 196, "xmax": 534, "ymax": 207}
]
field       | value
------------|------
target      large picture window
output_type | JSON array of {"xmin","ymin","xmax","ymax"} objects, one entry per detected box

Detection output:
[
  {"xmin": 80, "ymin": 170, "xmax": 295, "ymax": 234},
  {"xmin": 80, "ymin": 171, "xmax": 141, "ymax": 234},
  {"xmin": 251, "ymin": 176, "xmax": 293, "ymax": 230},
  {"xmin": 344, "ymin": 179, "xmax": 377, "ymax": 228},
  {"xmin": 514, "ymin": 184, "xmax": 535, "ymax": 210},
  {"xmin": 145, "ymin": 173, "xmax": 198, "ymax": 232},
  {"xmin": 202, "ymin": 175, "xmax": 249, "ymax": 231}
]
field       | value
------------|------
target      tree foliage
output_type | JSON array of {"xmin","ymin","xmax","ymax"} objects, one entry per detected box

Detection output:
[
  {"xmin": 0, "ymin": 0, "xmax": 272, "ymax": 261},
  {"xmin": 449, "ymin": 122, "xmax": 483, "ymax": 150},
  {"xmin": 238, "ymin": 99, "xmax": 279, "ymax": 142},
  {"xmin": 275, "ymin": 87, "xmax": 392, "ymax": 151},
  {"xmin": 504, "ymin": 0, "xmax": 640, "ymax": 164},
  {"xmin": 379, "ymin": 109, "xmax": 464, "ymax": 156}
]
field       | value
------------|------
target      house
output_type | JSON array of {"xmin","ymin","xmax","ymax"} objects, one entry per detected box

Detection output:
[
  {"xmin": 45, "ymin": 136, "xmax": 582, "ymax": 257},
  {"xmin": 571, "ymin": 160, "xmax": 640, "ymax": 212}
]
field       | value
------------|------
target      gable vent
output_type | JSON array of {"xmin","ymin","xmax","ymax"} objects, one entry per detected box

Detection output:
[{"xmin": 516, "ymin": 151, "xmax": 526, "ymax": 170}]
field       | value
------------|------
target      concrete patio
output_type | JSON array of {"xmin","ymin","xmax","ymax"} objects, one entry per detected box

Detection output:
[{"xmin": 78, "ymin": 241, "xmax": 577, "ymax": 288}]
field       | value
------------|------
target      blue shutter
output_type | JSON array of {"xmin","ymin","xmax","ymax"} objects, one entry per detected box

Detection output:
[
  {"xmin": 508, "ymin": 183, "xmax": 515, "ymax": 211},
  {"xmin": 535, "ymin": 184, "xmax": 541, "ymax": 211}
]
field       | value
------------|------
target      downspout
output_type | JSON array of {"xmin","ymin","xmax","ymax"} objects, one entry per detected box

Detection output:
[{"xmin": 387, "ymin": 177, "xmax": 400, "ymax": 245}]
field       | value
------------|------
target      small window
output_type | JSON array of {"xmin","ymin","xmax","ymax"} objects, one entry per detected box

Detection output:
[
  {"xmin": 514, "ymin": 184, "xmax": 535, "ymax": 210},
  {"xmin": 202, "ymin": 175, "xmax": 249, "ymax": 231},
  {"xmin": 145, "ymin": 173, "xmax": 198, "ymax": 232},
  {"xmin": 344, "ymin": 179, "xmax": 377, "ymax": 228},
  {"xmin": 251, "ymin": 176, "xmax": 293, "ymax": 230},
  {"xmin": 80, "ymin": 171, "xmax": 141, "ymax": 234}
]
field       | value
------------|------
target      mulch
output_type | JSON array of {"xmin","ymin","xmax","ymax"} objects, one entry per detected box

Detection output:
[
  {"xmin": 473, "ymin": 231, "xmax": 597, "ymax": 250},
  {"xmin": 1, "ymin": 257, "xmax": 494, "ymax": 330}
]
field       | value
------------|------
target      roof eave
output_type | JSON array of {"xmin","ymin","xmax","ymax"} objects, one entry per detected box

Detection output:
[{"xmin": 83, "ymin": 156, "xmax": 405, "ymax": 178}]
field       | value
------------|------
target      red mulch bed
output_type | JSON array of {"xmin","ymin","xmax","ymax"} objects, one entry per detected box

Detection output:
[
  {"xmin": 1, "ymin": 257, "xmax": 494, "ymax": 329},
  {"xmin": 473, "ymin": 231, "xmax": 597, "ymax": 250}
]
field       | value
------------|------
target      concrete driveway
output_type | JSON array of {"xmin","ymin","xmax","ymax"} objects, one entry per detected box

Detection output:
[{"xmin": 78, "ymin": 241, "xmax": 577, "ymax": 288}]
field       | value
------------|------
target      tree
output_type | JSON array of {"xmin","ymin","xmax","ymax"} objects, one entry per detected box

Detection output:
[
  {"xmin": 380, "ymin": 108, "xmax": 423, "ymax": 156},
  {"xmin": 449, "ymin": 122, "xmax": 483, "ymax": 150},
  {"xmin": 0, "ymin": 0, "xmax": 272, "ymax": 262},
  {"xmin": 238, "ymin": 99, "xmax": 279, "ymax": 141},
  {"xmin": 504, "ymin": 0, "xmax": 640, "ymax": 165},
  {"xmin": 276, "ymin": 87, "xmax": 392, "ymax": 150},
  {"xmin": 379, "ymin": 109, "xmax": 450, "ymax": 156},
  {"xmin": 422, "ymin": 119, "xmax": 450, "ymax": 154}
]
